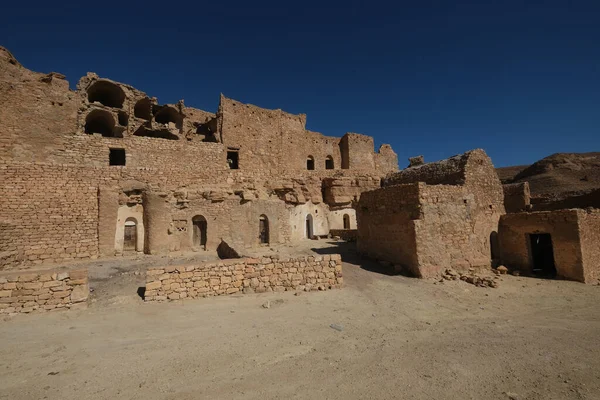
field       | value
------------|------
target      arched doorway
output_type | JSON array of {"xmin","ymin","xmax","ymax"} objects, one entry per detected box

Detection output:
[
  {"xmin": 306, "ymin": 214, "xmax": 313, "ymax": 239},
  {"xmin": 192, "ymin": 215, "xmax": 207, "ymax": 250},
  {"xmin": 259, "ymin": 215, "xmax": 269, "ymax": 244},
  {"xmin": 123, "ymin": 218, "xmax": 137, "ymax": 251},
  {"xmin": 343, "ymin": 214, "xmax": 350, "ymax": 229}
]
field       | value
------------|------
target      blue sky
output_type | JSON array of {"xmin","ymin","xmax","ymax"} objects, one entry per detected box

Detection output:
[{"xmin": 2, "ymin": 0, "xmax": 599, "ymax": 167}]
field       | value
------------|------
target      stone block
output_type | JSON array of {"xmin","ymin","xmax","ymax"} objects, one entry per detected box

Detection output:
[
  {"xmin": 70, "ymin": 284, "xmax": 89, "ymax": 303},
  {"xmin": 146, "ymin": 281, "xmax": 161, "ymax": 291}
]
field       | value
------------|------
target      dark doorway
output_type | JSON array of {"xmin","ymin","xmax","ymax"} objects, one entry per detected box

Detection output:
[
  {"xmin": 307, "ymin": 156, "xmax": 315, "ymax": 170},
  {"xmin": 227, "ymin": 150, "xmax": 239, "ymax": 169},
  {"xmin": 306, "ymin": 214, "xmax": 313, "ymax": 239},
  {"xmin": 259, "ymin": 215, "xmax": 269, "ymax": 244},
  {"xmin": 124, "ymin": 218, "xmax": 137, "ymax": 251},
  {"xmin": 529, "ymin": 233, "xmax": 556, "ymax": 277},
  {"xmin": 343, "ymin": 214, "xmax": 350, "ymax": 229},
  {"xmin": 192, "ymin": 215, "xmax": 207, "ymax": 250}
]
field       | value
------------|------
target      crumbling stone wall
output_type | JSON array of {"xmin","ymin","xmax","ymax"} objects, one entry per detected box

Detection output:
[
  {"xmin": 0, "ymin": 267, "xmax": 88, "ymax": 314},
  {"xmin": 358, "ymin": 149, "xmax": 505, "ymax": 278},
  {"xmin": 144, "ymin": 254, "xmax": 343, "ymax": 300},
  {"xmin": 0, "ymin": 47, "xmax": 399, "ymax": 270},
  {"xmin": 503, "ymin": 182, "xmax": 531, "ymax": 213}
]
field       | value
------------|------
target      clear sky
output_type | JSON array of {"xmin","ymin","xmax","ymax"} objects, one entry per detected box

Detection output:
[{"xmin": 2, "ymin": 0, "xmax": 598, "ymax": 167}]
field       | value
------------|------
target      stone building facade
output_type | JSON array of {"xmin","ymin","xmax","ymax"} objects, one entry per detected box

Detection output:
[
  {"xmin": 357, "ymin": 149, "xmax": 506, "ymax": 278},
  {"xmin": 0, "ymin": 47, "xmax": 397, "ymax": 269},
  {"xmin": 498, "ymin": 209, "xmax": 600, "ymax": 283}
]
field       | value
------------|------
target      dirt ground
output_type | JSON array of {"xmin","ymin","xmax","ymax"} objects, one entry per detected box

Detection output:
[{"xmin": 1, "ymin": 241, "xmax": 599, "ymax": 400}]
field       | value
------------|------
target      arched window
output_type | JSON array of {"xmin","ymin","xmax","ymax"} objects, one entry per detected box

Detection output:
[
  {"xmin": 85, "ymin": 109, "xmax": 117, "ymax": 137},
  {"xmin": 87, "ymin": 80, "xmax": 125, "ymax": 108},
  {"xmin": 259, "ymin": 215, "xmax": 269, "ymax": 244},
  {"xmin": 124, "ymin": 218, "xmax": 137, "ymax": 251},
  {"xmin": 307, "ymin": 156, "xmax": 315, "ymax": 170},
  {"xmin": 325, "ymin": 155, "xmax": 334, "ymax": 170},
  {"xmin": 192, "ymin": 215, "xmax": 208, "ymax": 250},
  {"xmin": 343, "ymin": 214, "xmax": 350, "ymax": 229},
  {"xmin": 306, "ymin": 214, "xmax": 313, "ymax": 239}
]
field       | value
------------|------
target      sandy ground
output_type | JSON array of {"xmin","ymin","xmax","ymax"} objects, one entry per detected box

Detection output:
[{"xmin": 1, "ymin": 242, "xmax": 599, "ymax": 400}]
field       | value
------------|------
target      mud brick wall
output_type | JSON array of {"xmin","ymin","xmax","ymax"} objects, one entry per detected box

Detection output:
[
  {"xmin": 0, "ymin": 268, "xmax": 88, "ymax": 314},
  {"xmin": 144, "ymin": 254, "xmax": 343, "ymax": 301}
]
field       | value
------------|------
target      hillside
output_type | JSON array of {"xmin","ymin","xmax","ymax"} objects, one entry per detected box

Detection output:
[{"xmin": 498, "ymin": 152, "xmax": 600, "ymax": 198}]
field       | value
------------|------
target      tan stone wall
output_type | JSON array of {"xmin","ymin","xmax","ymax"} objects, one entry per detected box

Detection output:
[
  {"xmin": 144, "ymin": 254, "xmax": 343, "ymax": 301},
  {"xmin": 0, "ymin": 268, "xmax": 88, "ymax": 314},
  {"xmin": 498, "ymin": 211, "xmax": 585, "ymax": 282},
  {"xmin": 357, "ymin": 184, "xmax": 421, "ymax": 275},
  {"xmin": 503, "ymin": 182, "xmax": 531, "ymax": 213},
  {"xmin": 577, "ymin": 209, "xmax": 600, "ymax": 283}
]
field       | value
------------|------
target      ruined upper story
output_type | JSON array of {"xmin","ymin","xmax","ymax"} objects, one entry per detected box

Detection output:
[
  {"xmin": 382, "ymin": 149, "xmax": 505, "ymax": 213},
  {"xmin": 0, "ymin": 46, "xmax": 398, "ymax": 183}
]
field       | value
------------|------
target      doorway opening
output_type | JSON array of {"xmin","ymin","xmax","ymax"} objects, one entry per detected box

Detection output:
[
  {"xmin": 529, "ymin": 233, "xmax": 556, "ymax": 277},
  {"xmin": 343, "ymin": 214, "xmax": 350, "ymax": 229},
  {"xmin": 227, "ymin": 150, "xmax": 239, "ymax": 169},
  {"xmin": 124, "ymin": 218, "xmax": 137, "ymax": 251},
  {"xmin": 306, "ymin": 214, "xmax": 313, "ymax": 239},
  {"xmin": 259, "ymin": 215, "xmax": 269, "ymax": 244},
  {"xmin": 192, "ymin": 215, "xmax": 207, "ymax": 250}
]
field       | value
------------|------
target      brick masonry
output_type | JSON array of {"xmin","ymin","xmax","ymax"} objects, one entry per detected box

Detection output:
[
  {"xmin": 0, "ymin": 268, "xmax": 89, "ymax": 314},
  {"xmin": 144, "ymin": 254, "xmax": 343, "ymax": 301}
]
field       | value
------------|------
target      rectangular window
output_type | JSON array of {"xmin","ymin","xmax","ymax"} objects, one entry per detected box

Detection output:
[
  {"xmin": 109, "ymin": 148, "xmax": 126, "ymax": 166},
  {"xmin": 227, "ymin": 150, "xmax": 239, "ymax": 169}
]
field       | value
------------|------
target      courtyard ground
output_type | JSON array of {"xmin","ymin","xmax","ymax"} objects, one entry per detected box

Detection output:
[{"xmin": 0, "ymin": 241, "xmax": 599, "ymax": 400}]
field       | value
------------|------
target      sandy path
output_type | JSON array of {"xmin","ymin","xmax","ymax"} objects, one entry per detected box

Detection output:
[{"xmin": 0, "ymin": 249, "xmax": 599, "ymax": 400}]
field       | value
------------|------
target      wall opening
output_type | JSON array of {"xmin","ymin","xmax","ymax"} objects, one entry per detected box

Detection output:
[
  {"xmin": 490, "ymin": 231, "xmax": 499, "ymax": 262},
  {"xmin": 85, "ymin": 109, "xmax": 117, "ymax": 137},
  {"xmin": 307, "ymin": 156, "xmax": 315, "ymax": 170},
  {"xmin": 306, "ymin": 214, "xmax": 313, "ymax": 239},
  {"xmin": 87, "ymin": 80, "xmax": 125, "ymax": 108},
  {"xmin": 109, "ymin": 148, "xmax": 126, "ymax": 166},
  {"xmin": 154, "ymin": 106, "xmax": 182, "ymax": 128},
  {"xmin": 118, "ymin": 111, "xmax": 129, "ymax": 126},
  {"xmin": 325, "ymin": 155, "xmax": 334, "ymax": 170},
  {"xmin": 343, "ymin": 214, "xmax": 350, "ymax": 229},
  {"xmin": 123, "ymin": 218, "xmax": 137, "ymax": 251},
  {"xmin": 192, "ymin": 215, "xmax": 207, "ymax": 250},
  {"xmin": 529, "ymin": 233, "xmax": 557, "ymax": 278},
  {"xmin": 133, "ymin": 125, "xmax": 179, "ymax": 140},
  {"xmin": 259, "ymin": 215, "xmax": 269, "ymax": 244},
  {"xmin": 227, "ymin": 150, "xmax": 239, "ymax": 169},
  {"xmin": 134, "ymin": 98, "xmax": 153, "ymax": 120}
]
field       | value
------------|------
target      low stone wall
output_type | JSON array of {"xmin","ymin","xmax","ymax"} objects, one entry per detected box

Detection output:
[
  {"xmin": 144, "ymin": 254, "xmax": 343, "ymax": 301},
  {"xmin": 0, "ymin": 268, "xmax": 89, "ymax": 314},
  {"xmin": 330, "ymin": 229, "xmax": 357, "ymax": 241}
]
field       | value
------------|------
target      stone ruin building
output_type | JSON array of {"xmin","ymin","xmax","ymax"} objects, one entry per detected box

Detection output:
[
  {"xmin": 357, "ymin": 149, "xmax": 505, "ymax": 278},
  {"xmin": 0, "ymin": 46, "xmax": 397, "ymax": 271},
  {"xmin": 357, "ymin": 149, "xmax": 600, "ymax": 283},
  {"xmin": 1, "ymin": 45, "xmax": 599, "ymax": 315}
]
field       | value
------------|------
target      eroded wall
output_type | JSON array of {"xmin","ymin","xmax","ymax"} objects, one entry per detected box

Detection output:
[{"xmin": 578, "ymin": 209, "xmax": 600, "ymax": 283}]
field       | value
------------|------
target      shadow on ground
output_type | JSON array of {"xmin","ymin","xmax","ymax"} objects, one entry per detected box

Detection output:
[{"xmin": 311, "ymin": 241, "xmax": 397, "ymax": 277}]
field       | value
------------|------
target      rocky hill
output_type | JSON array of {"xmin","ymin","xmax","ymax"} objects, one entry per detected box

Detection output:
[{"xmin": 497, "ymin": 152, "xmax": 600, "ymax": 200}]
